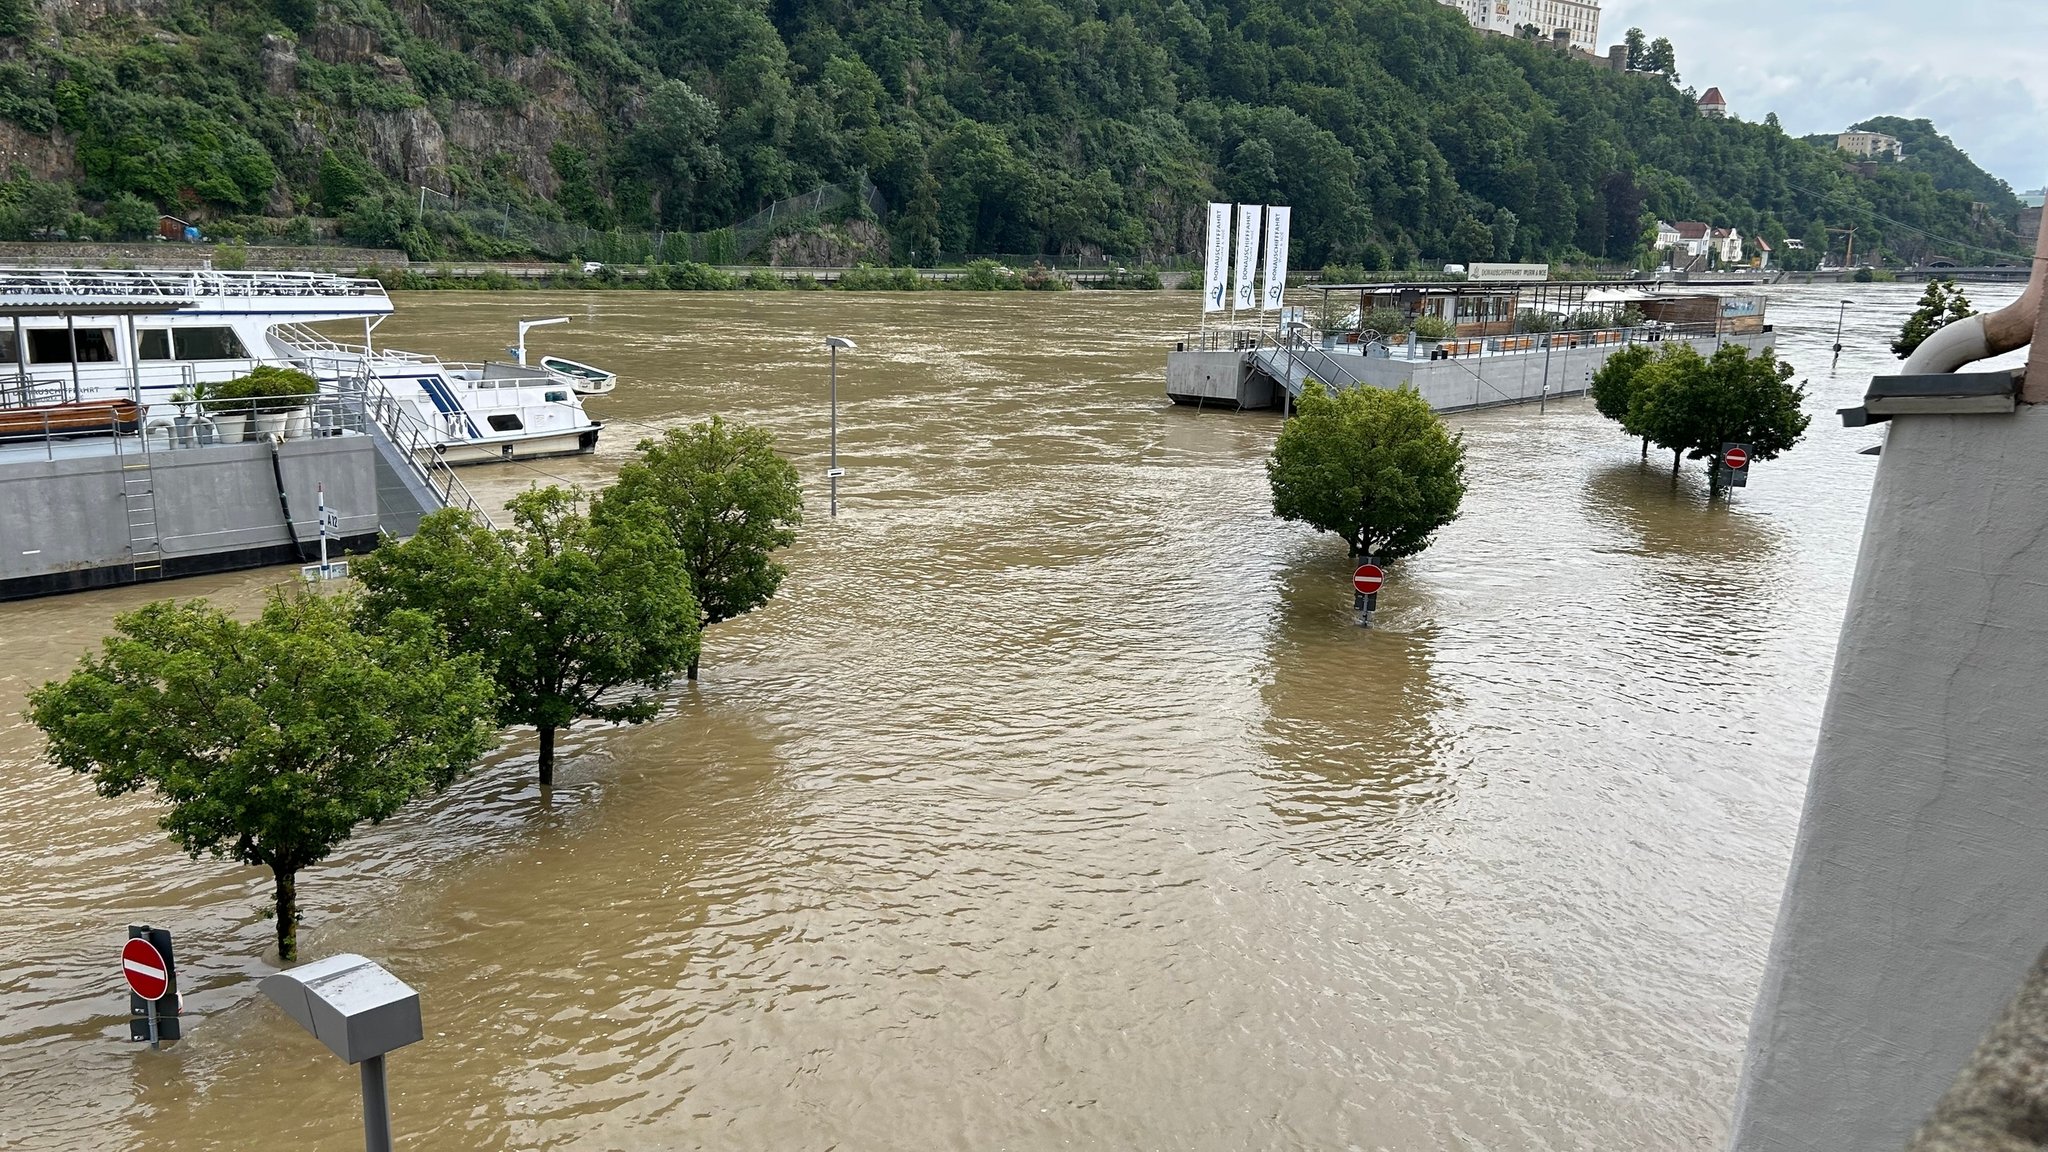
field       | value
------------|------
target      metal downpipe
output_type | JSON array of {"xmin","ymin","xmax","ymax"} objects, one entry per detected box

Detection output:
[{"xmin": 1898, "ymin": 207, "xmax": 2048, "ymax": 387}]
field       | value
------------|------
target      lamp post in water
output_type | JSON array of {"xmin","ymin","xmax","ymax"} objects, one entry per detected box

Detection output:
[
  {"xmin": 825, "ymin": 336, "xmax": 856, "ymax": 518},
  {"xmin": 1832, "ymin": 298, "xmax": 1853, "ymax": 369}
]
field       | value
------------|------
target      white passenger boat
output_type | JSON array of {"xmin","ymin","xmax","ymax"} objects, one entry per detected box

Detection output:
[{"xmin": 0, "ymin": 268, "xmax": 602, "ymax": 463}]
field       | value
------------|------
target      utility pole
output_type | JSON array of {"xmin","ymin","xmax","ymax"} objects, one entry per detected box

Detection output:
[
  {"xmin": 1832, "ymin": 298, "xmax": 1853, "ymax": 370},
  {"xmin": 1827, "ymin": 225, "xmax": 1858, "ymax": 271}
]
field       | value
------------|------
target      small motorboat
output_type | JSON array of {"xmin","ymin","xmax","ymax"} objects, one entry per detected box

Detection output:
[{"xmin": 537, "ymin": 354, "xmax": 617, "ymax": 396}]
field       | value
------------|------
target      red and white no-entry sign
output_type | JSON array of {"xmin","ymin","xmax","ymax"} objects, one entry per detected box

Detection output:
[
  {"xmin": 1724, "ymin": 446, "xmax": 1749, "ymax": 470},
  {"xmin": 122, "ymin": 937, "xmax": 168, "ymax": 1001},
  {"xmin": 1353, "ymin": 564, "xmax": 1385, "ymax": 596}
]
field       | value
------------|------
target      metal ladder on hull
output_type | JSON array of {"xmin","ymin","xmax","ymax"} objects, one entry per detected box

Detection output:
[{"xmin": 120, "ymin": 441, "xmax": 164, "ymax": 581}]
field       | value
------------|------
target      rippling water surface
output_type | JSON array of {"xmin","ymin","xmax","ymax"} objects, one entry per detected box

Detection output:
[{"xmin": 0, "ymin": 283, "xmax": 2019, "ymax": 1149}]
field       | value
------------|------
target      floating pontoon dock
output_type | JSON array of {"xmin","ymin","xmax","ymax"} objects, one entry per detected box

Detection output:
[{"xmin": 1167, "ymin": 280, "xmax": 1776, "ymax": 412}]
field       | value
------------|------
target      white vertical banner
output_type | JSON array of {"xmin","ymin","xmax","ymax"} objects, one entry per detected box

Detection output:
[
  {"xmin": 1261, "ymin": 206, "xmax": 1292, "ymax": 311},
  {"xmin": 1233, "ymin": 204, "xmax": 1263, "ymax": 311},
  {"xmin": 1202, "ymin": 202, "xmax": 1231, "ymax": 314}
]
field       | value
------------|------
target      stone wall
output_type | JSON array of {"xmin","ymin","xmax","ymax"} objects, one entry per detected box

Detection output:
[{"xmin": 0, "ymin": 243, "xmax": 408, "ymax": 271}]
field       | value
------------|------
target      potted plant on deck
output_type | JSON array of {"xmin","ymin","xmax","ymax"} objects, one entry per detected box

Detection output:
[
  {"xmin": 233, "ymin": 365, "xmax": 319, "ymax": 440},
  {"xmin": 201, "ymin": 374, "xmax": 257, "ymax": 443}
]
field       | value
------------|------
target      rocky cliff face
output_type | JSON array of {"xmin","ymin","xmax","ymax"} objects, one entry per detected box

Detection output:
[{"xmin": 11, "ymin": 0, "xmax": 614, "ymax": 213}]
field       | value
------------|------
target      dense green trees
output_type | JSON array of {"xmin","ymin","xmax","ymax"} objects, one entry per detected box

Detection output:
[
  {"xmin": 28, "ymin": 591, "xmax": 496, "ymax": 960},
  {"xmin": 354, "ymin": 488, "xmax": 701, "ymax": 786},
  {"xmin": 1268, "ymin": 381, "xmax": 1467, "ymax": 561},
  {"xmin": 1594, "ymin": 342, "xmax": 1811, "ymax": 491},
  {"xmin": 602, "ymin": 419, "xmax": 804, "ymax": 681},
  {"xmin": 0, "ymin": 0, "xmax": 2023, "ymax": 265}
]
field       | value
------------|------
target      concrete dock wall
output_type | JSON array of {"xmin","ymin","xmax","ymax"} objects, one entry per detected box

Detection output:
[
  {"xmin": 1165, "ymin": 349, "xmax": 1273, "ymax": 409},
  {"xmin": 0, "ymin": 437, "xmax": 382, "ymax": 598},
  {"xmin": 1170, "ymin": 332, "xmax": 1774, "ymax": 414},
  {"xmin": 1727, "ymin": 404, "xmax": 2048, "ymax": 1150}
]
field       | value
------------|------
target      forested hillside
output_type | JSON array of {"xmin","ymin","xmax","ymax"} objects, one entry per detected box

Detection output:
[{"xmin": 0, "ymin": 0, "xmax": 2029, "ymax": 267}]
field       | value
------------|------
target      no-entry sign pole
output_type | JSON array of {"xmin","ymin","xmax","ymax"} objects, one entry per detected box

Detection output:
[
  {"xmin": 1353, "ymin": 559, "xmax": 1384, "ymax": 627},
  {"xmin": 123, "ymin": 926, "xmax": 179, "ymax": 1050}
]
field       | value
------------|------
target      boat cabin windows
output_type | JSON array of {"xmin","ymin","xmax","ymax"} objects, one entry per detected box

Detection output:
[
  {"xmin": 486, "ymin": 414, "xmax": 525, "ymax": 432},
  {"xmin": 137, "ymin": 327, "xmax": 249, "ymax": 361},
  {"xmin": 27, "ymin": 328, "xmax": 116, "ymax": 364},
  {"xmin": 0, "ymin": 331, "xmax": 14, "ymax": 364},
  {"xmin": 544, "ymin": 390, "xmax": 570, "ymax": 403}
]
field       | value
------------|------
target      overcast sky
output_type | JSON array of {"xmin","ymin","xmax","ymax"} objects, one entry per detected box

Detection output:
[{"xmin": 1598, "ymin": 0, "xmax": 2048, "ymax": 192}]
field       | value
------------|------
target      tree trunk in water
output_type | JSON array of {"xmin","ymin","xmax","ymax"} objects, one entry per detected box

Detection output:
[
  {"xmin": 1672, "ymin": 448, "xmax": 1681, "ymax": 475},
  {"xmin": 538, "ymin": 725, "xmax": 555, "ymax": 787},
  {"xmin": 274, "ymin": 867, "xmax": 298, "ymax": 962},
  {"xmin": 1641, "ymin": 437, "xmax": 1649, "ymax": 460},
  {"xmin": 686, "ymin": 653, "xmax": 699, "ymax": 682}
]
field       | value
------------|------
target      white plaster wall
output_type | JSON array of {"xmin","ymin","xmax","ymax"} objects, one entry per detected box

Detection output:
[{"xmin": 1729, "ymin": 403, "xmax": 2048, "ymax": 1150}]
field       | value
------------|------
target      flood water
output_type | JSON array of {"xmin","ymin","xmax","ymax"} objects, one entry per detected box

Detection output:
[{"xmin": 0, "ymin": 282, "xmax": 2023, "ymax": 1149}]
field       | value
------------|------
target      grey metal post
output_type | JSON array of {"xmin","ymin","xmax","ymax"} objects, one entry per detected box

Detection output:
[
  {"xmin": 1832, "ymin": 298, "xmax": 1850, "ymax": 369},
  {"xmin": 360, "ymin": 1055, "xmax": 392, "ymax": 1152},
  {"xmin": 829, "ymin": 344, "xmax": 838, "ymax": 519},
  {"xmin": 124, "ymin": 314, "xmax": 140, "ymax": 403}
]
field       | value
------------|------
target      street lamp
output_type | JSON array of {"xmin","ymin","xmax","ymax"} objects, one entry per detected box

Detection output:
[
  {"xmin": 1832, "ymin": 298, "xmax": 1853, "ymax": 370},
  {"xmin": 261, "ymin": 954, "xmax": 423, "ymax": 1152},
  {"xmin": 825, "ymin": 337, "xmax": 856, "ymax": 518}
]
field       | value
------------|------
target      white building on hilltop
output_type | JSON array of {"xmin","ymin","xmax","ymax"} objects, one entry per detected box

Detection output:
[
  {"xmin": 1441, "ymin": 0, "xmax": 1602, "ymax": 54},
  {"xmin": 1837, "ymin": 131, "xmax": 1904, "ymax": 161}
]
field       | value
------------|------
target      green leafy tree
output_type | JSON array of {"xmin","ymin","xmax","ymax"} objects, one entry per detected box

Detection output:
[
  {"xmin": 1893, "ymin": 277, "xmax": 1975, "ymax": 359},
  {"xmin": 1589, "ymin": 342, "xmax": 1656, "ymax": 456},
  {"xmin": 27, "ymin": 591, "xmax": 496, "ymax": 961},
  {"xmin": 1267, "ymin": 381, "xmax": 1467, "ymax": 561},
  {"xmin": 599, "ymin": 417, "xmax": 803, "ymax": 680},
  {"xmin": 354, "ymin": 488, "xmax": 700, "ymax": 785},
  {"xmin": 1629, "ymin": 344, "xmax": 1810, "ymax": 491},
  {"xmin": 99, "ymin": 192, "xmax": 158, "ymax": 240},
  {"xmin": 1623, "ymin": 27, "xmax": 1647, "ymax": 70},
  {"xmin": 1644, "ymin": 37, "xmax": 1678, "ymax": 79}
]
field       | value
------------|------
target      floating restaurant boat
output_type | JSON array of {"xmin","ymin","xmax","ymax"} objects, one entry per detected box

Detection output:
[
  {"xmin": 0, "ymin": 268, "xmax": 602, "ymax": 463},
  {"xmin": 1167, "ymin": 277, "xmax": 1776, "ymax": 412},
  {"xmin": 0, "ymin": 266, "xmax": 590, "ymax": 599}
]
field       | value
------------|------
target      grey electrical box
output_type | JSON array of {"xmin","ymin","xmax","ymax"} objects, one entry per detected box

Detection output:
[{"xmin": 260, "ymin": 954, "xmax": 423, "ymax": 1065}]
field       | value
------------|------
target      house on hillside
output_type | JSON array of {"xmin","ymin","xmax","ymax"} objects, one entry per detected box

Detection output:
[
  {"xmin": 1435, "ymin": 0, "xmax": 1603, "ymax": 54},
  {"xmin": 2021, "ymin": 188, "xmax": 2044, "ymax": 240},
  {"xmin": 1656, "ymin": 220, "xmax": 1744, "ymax": 267},
  {"xmin": 1698, "ymin": 87, "xmax": 1727, "ymax": 118},
  {"xmin": 1752, "ymin": 235, "xmax": 1771, "ymax": 270},
  {"xmin": 1837, "ymin": 131, "xmax": 1904, "ymax": 161}
]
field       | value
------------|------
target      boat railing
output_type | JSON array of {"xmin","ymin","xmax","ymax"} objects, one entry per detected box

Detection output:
[
  {"xmin": 332, "ymin": 367, "xmax": 495, "ymax": 530},
  {"xmin": 0, "ymin": 384, "xmax": 372, "ymax": 461},
  {"xmin": 272, "ymin": 323, "xmax": 435, "ymax": 363},
  {"xmin": 0, "ymin": 267, "xmax": 388, "ymax": 304}
]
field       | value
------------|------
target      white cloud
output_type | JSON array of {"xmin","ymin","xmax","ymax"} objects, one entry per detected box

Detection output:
[{"xmin": 1597, "ymin": 0, "xmax": 2048, "ymax": 190}]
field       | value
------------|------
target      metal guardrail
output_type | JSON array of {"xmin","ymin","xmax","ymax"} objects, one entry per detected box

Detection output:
[
  {"xmin": 0, "ymin": 266, "xmax": 387, "ymax": 303},
  {"xmin": 336, "ymin": 369, "xmax": 493, "ymax": 530}
]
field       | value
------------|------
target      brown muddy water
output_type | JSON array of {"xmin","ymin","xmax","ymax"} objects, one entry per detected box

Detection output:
[{"xmin": 0, "ymin": 284, "xmax": 2020, "ymax": 1150}]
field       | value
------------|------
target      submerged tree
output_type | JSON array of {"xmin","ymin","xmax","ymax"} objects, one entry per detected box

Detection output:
[
  {"xmin": 1893, "ymin": 277, "xmax": 1976, "ymax": 359},
  {"xmin": 28, "ymin": 591, "xmax": 496, "ymax": 961},
  {"xmin": 599, "ymin": 417, "xmax": 803, "ymax": 680},
  {"xmin": 1629, "ymin": 344, "xmax": 1810, "ymax": 493},
  {"xmin": 1267, "ymin": 380, "xmax": 1467, "ymax": 561},
  {"xmin": 355, "ymin": 488, "xmax": 700, "ymax": 785},
  {"xmin": 1589, "ymin": 342, "xmax": 1657, "ymax": 457}
]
